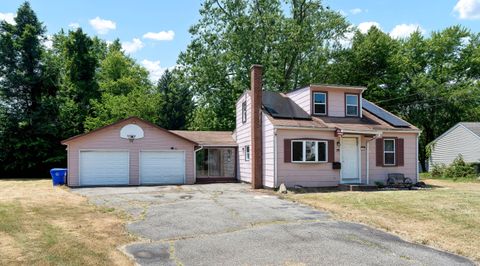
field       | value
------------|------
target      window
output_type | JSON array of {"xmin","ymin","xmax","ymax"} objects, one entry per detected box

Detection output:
[
  {"xmin": 245, "ymin": 145, "xmax": 250, "ymax": 161},
  {"xmin": 383, "ymin": 139, "xmax": 395, "ymax": 165},
  {"xmin": 313, "ymin": 92, "xmax": 327, "ymax": 115},
  {"xmin": 346, "ymin": 94, "xmax": 359, "ymax": 116},
  {"xmin": 242, "ymin": 101, "xmax": 247, "ymax": 123},
  {"xmin": 291, "ymin": 140, "xmax": 328, "ymax": 163}
]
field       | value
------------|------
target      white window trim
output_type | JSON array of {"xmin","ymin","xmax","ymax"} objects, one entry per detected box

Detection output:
[
  {"xmin": 291, "ymin": 140, "xmax": 328, "ymax": 163},
  {"xmin": 313, "ymin": 92, "xmax": 327, "ymax": 115},
  {"xmin": 245, "ymin": 145, "xmax": 250, "ymax": 161},
  {"xmin": 346, "ymin": 94, "xmax": 359, "ymax": 117},
  {"xmin": 383, "ymin": 138, "xmax": 396, "ymax": 166},
  {"xmin": 242, "ymin": 101, "xmax": 247, "ymax": 123}
]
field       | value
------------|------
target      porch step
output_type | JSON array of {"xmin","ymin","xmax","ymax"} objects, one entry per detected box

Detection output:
[
  {"xmin": 338, "ymin": 184, "xmax": 378, "ymax": 191},
  {"xmin": 195, "ymin": 178, "xmax": 238, "ymax": 184}
]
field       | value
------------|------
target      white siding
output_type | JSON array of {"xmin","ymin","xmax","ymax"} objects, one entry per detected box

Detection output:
[
  {"xmin": 236, "ymin": 92, "xmax": 252, "ymax": 183},
  {"xmin": 262, "ymin": 113, "xmax": 275, "ymax": 188},
  {"xmin": 430, "ymin": 125, "xmax": 480, "ymax": 167},
  {"xmin": 286, "ymin": 87, "xmax": 310, "ymax": 114}
]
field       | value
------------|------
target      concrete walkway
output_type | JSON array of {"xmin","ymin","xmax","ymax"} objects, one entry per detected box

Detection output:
[{"xmin": 74, "ymin": 183, "xmax": 473, "ymax": 266}]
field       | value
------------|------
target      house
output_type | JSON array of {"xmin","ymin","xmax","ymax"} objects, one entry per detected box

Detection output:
[
  {"xmin": 428, "ymin": 122, "xmax": 480, "ymax": 168},
  {"xmin": 61, "ymin": 65, "xmax": 420, "ymax": 188}
]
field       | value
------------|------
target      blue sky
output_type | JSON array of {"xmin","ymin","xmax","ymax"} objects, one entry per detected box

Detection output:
[{"xmin": 1, "ymin": 0, "xmax": 479, "ymax": 81}]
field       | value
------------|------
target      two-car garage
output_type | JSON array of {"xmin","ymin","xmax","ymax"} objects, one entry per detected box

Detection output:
[
  {"xmin": 63, "ymin": 117, "xmax": 196, "ymax": 187},
  {"xmin": 78, "ymin": 150, "xmax": 185, "ymax": 186}
]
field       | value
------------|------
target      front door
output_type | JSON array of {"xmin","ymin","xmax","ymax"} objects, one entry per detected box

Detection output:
[{"xmin": 341, "ymin": 137, "xmax": 360, "ymax": 183}]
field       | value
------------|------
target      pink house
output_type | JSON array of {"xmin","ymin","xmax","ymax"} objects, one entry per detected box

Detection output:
[{"xmin": 62, "ymin": 65, "xmax": 420, "ymax": 188}]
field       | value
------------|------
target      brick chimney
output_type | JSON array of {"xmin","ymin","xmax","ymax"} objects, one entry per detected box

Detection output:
[{"xmin": 250, "ymin": 64, "xmax": 263, "ymax": 189}]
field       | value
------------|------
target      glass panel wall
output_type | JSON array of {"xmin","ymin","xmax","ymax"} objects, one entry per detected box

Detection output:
[{"xmin": 196, "ymin": 148, "xmax": 235, "ymax": 178}]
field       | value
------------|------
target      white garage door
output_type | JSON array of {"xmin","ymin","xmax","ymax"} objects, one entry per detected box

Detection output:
[
  {"xmin": 80, "ymin": 151, "xmax": 129, "ymax": 186},
  {"xmin": 140, "ymin": 151, "xmax": 185, "ymax": 185}
]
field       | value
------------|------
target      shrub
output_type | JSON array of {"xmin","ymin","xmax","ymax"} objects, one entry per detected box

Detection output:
[
  {"xmin": 374, "ymin": 181, "xmax": 385, "ymax": 188},
  {"xmin": 431, "ymin": 155, "xmax": 477, "ymax": 181}
]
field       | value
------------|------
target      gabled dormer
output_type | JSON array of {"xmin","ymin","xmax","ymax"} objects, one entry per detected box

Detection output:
[{"xmin": 287, "ymin": 85, "xmax": 366, "ymax": 118}]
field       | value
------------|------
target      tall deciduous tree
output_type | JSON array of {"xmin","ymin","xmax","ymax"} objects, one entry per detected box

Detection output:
[
  {"xmin": 0, "ymin": 2, "xmax": 60, "ymax": 176},
  {"xmin": 179, "ymin": 0, "xmax": 349, "ymax": 130}
]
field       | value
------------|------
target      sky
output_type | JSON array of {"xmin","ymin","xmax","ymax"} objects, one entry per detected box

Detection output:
[{"xmin": 1, "ymin": 0, "xmax": 480, "ymax": 81}]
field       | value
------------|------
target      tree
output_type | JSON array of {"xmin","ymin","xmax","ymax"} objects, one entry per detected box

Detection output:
[
  {"xmin": 0, "ymin": 2, "xmax": 60, "ymax": 176},
  {"xmin": 53, "ymin": 28, "xmax": 103, "ymax": 137},
  {"xmin": 84, "ymin": 43, "xmax": 159, "ymax": 130},
  {"xmin": 179, "ymin": 0, "xmax": 349, "ymax": 130},
  {"xmin": 157, "ymin": 69, "xmax": 194, "ymax": 130}
]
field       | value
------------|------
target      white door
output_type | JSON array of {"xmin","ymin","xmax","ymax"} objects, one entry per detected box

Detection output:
[
  {"xmin": 140, "ymin": 151, "xmax": 185, "ymax": 185},
  {"xmin": 80, "ymin": 151, "xmax": 129, "ymax": 186},
  {"xmin": 341, "ymin": 138, "xmax": 360, "ymax": 183}
]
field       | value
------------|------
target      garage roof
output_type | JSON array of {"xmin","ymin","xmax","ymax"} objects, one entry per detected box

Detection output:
[
  {"xmin": 61, "ymin": 117, "xmax": 198, "ymax": 145},
  {"xmin": 170, "ymin": 130, "xmax": 236, "ymax": 146}
]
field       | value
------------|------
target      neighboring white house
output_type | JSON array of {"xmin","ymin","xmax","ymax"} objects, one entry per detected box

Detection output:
[{"xmin": 429, "ymin": 122, "xmax": 480, "ymax": 168}]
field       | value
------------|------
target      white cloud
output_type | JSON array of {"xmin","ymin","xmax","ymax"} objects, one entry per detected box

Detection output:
[
  {"xmin": 453, "ymin": 0, "xmax": 480, "ymax": 19},
  {"xmin": 43, "ymin": 35, "xmax": 53, "ymax": 49},
  {"xmin": 390, "ymin": 24, "xmax": 425, "ymax": 39},
  {"xmin": 89, "ymin": 16, "xmax": 116, "ymax": 34},
  {"xmin": 350, "ymin": 8, "xmax": 363, "ymax": 15},
  {"xmin": 357, "ymin": 21, "xmax": 381, "ymax": 34},
  {"xmin": 141, "ymin": 59, "xmax": 168, "ymax": 82},
  {"xmin": 68, "ymin": 22, "xmax": 80, "ymax": 29},
  {"xmin": 121, "ymin": 38, "xmax": 144, "ymax": 54},
  {"xmin": 0, "ymin": 12, "xmax": 16, "ymax": 24},
  {"xmin": 142, "ymin": 30, "xmax": 175, "ymax": 41}
]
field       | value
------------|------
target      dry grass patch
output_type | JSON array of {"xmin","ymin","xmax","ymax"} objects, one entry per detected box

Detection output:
[
  {"xmin": 0, "ymin": 179, "xmax": 136, "ymax": 266},
  {"xmin": 285, "ymin": 179, "xmax": 480, "ymax": 263}
]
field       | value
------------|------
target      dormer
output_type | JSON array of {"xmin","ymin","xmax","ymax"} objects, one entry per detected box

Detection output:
[{"xmin": 287, "ymin": 84, "xmax": 366, "ymax": 118}]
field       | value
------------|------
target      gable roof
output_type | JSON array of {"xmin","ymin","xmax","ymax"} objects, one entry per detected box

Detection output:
[
  {"xmin": 459, "ymin": 122, "xmax": 480, "ymax": 138},
  {"xmin": 61, "ymin": 116, "xmax": 198, "ymax": 145},
  {"xmin": 170, "ymin": 130, "xmax": 236, "ymax": 146},
  {"xmin": 430, "ymin": 122, "xmax": 480, "ymax": 145}
]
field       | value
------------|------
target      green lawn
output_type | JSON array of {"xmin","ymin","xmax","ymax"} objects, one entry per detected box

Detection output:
[
  {"xmin": 285, "ymin": 179, "xmax": 480, "ymax": 263},
  {"xmin": 0, "ymin": 179, "xmax": 135, "ymax": 266}
]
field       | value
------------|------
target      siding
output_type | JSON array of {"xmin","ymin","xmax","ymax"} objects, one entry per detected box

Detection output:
[
  {"xmin": 286, "ymin": 87, "xmax": 310, "ymax": 114},
  {"xmin": 276, "ymin": 129, "xmax": 340, "ymax": 187},
  {"xmin": 262, "ymin": 113, "xmax": 275, "ymax": 187},
  {"xmin": 287, "ymin": 86, "xmax": 363, "ymax": 117},
  {"xmin": 430, "ymin": 125, "xmax": 480, "ymax": 166},
  {"xmin": 236, "ymin": 92, "xmax": 252, "ymax": 183},
  {"xmin": 65, "ymin": 118, "xmax": 195, "ymax": 186},
  {"xmin": 368, "ymin": 132, "xmax": 418, "ymax": 183}
]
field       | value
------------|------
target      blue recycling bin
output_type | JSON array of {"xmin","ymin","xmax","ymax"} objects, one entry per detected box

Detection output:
[{"xmin": 50, "ymin": 168, "xmax": 67, "ymax": 186}]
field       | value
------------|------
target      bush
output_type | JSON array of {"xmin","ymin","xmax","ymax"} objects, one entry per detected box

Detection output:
[
  {"xmin": 374, "ymin": 181, "xmax": 385, "ymax": 188},
  {"xmin": 431, "ymin": 155, "xmax": 477, "ymax": 181}
]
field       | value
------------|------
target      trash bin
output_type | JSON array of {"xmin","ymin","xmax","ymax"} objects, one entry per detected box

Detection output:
[{"xmin": 50, "ymin": 168, "xmax": 67, "ymax": 186}]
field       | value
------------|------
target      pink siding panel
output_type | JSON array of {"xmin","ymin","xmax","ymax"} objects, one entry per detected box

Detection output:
[
  {"xmin": 276, "ymin": 129, "xmax": 340, "ymax": 187},
  {"xmin": 368, "ymin": 132, "xmax": 418, "ymax": 184},
  {"xmin": 262, "ymin": 113, "xmax": 275, "ymax": 188},
  {"xmin": 286, "ymin": 87, "xmax": 311, "ymax": 114},
  {"xmin": 65, "ymin": 118, "xmax": 195, "ymax": 186},
  {"xmin": 236, "ymin": 93, "xmax": 252, "ymax": 183}
]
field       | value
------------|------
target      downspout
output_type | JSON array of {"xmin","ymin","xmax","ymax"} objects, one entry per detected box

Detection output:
[
  {"xmin": 193, "ymin": 146, "xmax": 204, "ymax": 184},
  {"xmin": 274, "ymin": 128, "xmax": 278, "ymax": 188},
  {"xmin": 416, "ymin": 134, "xmax": 419, "ymax": 182}
]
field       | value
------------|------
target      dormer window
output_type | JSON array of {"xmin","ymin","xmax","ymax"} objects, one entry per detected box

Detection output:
[
  {"xmin": 313, "ymin": 92, "xmax": 327, "ymax": 115},
  {"xmin": 345, "ymin": 94, "xmax": 359, "ymax": 117}
]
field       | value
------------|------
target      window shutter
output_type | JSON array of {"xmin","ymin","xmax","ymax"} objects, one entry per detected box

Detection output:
[
  {"xmin": 328, "ymin": 140, "xmax": 335, "ymax": 163},
  {"xmin": 284, "ymin": 139, "xmax": 291, "ymax": 163},
  {"xmin": 396, "ymin": 138, "xmax": 404, "ymax": 166},
  {"xmin": 376, "ymin": 138, "xmax": 383, "ymax": 166}
]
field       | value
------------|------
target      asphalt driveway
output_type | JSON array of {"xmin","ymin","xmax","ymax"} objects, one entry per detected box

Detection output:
[{"xmin": 74, "ymin": 183, "xmax": 473, "ymax": 266}]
